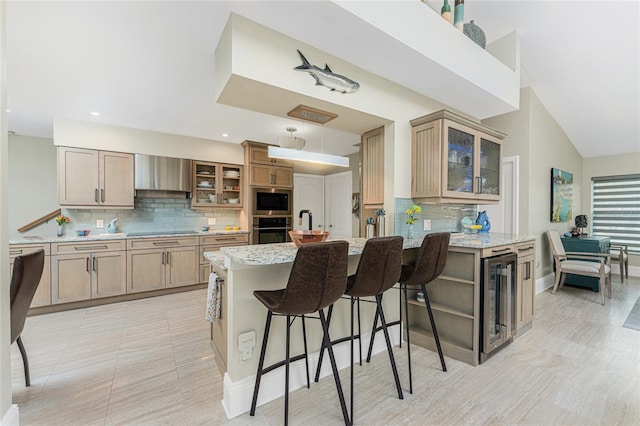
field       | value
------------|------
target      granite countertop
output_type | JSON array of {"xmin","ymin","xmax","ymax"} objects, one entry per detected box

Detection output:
[
  {"xmin": 218, "ymin": 233, "xmax": 536, "ymax": 266},
  {"xmin": 10, "ymin": 230, "xmax": 249, "ymax": 245},
  {"xmin": 204, "ymin": 251, "xmax": 227, "ymax": 271}
]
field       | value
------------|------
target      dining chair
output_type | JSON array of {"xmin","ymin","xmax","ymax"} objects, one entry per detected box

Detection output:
[
  {"xmin": 610, "ymin": 244, "xmax": 629, "ymax": 282},
  {"xmin": 546, "ymin": 230, "xmax": 611, "ymax": 305},
  {"xmin": 10, "ymin": 249, "xmax": 45, "ymax": 386}
]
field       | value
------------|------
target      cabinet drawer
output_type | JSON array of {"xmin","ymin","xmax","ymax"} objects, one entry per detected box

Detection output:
[
  {"xmin": 127, "ymin": 236, "xmax": 198, "ymax": 250},
  {"xmin": 10, "ymin": 243, "xmax": 51, "ymax": 258},
  {"xmin": 514, "ymin": 241, "xmax": 535, "ymax": 257},
  {"xmin": 481, "ymin": 244, "xmax": 515, "ymax": 258},
  {"xmin": 52, "ymin": 240, "xmax": 125, "ymax": 254},
  {"xmin": 200, "ymin": 234, "xmax": 248, "ymax": 246},
  {"xmin": 200, "ymin": 241, "xmax": 246, "ymax": 263}
]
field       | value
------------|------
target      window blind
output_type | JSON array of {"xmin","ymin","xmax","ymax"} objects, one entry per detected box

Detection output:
[{"xmin": 591, "ymin": 174, "xmax": 640, "ymax": 254}]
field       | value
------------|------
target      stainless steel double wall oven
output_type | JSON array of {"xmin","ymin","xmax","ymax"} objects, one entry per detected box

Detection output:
[{"xmin": 251, "ymin": 187, "xmax": 293, "ymax": 244}]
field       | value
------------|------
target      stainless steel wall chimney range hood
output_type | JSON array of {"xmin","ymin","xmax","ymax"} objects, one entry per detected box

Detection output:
[{"xmin": 134, "ymin": 154, "xmax": 191, "ymax": 194}]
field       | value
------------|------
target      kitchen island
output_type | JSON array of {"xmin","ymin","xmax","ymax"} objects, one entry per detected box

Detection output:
[{"xmin": 205, "ymin": 232, "xmax": 536, "ymax": 419}]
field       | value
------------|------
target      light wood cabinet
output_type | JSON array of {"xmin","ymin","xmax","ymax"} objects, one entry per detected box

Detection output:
[
  {"xmin": 403, "ymin": 240, "xmax": 536, "ymax": 366},
  {"xmin": 191, "ymin": 161, "xmax": 243, "ymax": 209},
  {"xmin": 9, "ymin": 243, "xmax": 51, "ymax": 308},
  {"xmin": 199, "ymin": 234, "xmax": 248, "ymax": 282},
  {"xmin": 411, "ymin": 110, "xmax": 505, "ymax": 204},
  {"xmin": 58, "ymin": 147, "xmax": 134, "ymax": 208},
  {"xmin": 515, "ymin": 241, "xmax": 536, "ymax": 334},
  {"xmin": 361, "ymin": 127, "xmax": 384, "ymax": 207},
  {"xmin": 242, "ymin": 141, "xmax": 293, "ymax": 188},
  {"xmin": 127, "ymin": 237, "xmax": 198, "ymax": 292},
  {"xmin": 51, "ymin": 240, "xmax": 126, "ymax": 303}
]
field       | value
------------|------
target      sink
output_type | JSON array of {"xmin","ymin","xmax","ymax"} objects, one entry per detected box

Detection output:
[{"xmin": 289, "ymin": 230, "xmax": 330, "ymax": 247}]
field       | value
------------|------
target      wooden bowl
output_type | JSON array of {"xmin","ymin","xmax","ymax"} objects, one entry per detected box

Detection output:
[{"xmin": 288, "ymin": 230, "xmax": 330, "ymax": 247}]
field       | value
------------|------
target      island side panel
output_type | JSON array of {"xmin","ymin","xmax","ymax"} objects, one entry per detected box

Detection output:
[{"xmin": 225, "ymin": 254, "xmax": 401, "ymax": 381}]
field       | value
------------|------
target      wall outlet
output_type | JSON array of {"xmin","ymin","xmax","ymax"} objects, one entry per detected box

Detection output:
[
  {"xmin": 238, "ymin": 331, "xmax": 256, "ymax": 361},
  {"xmin": 96, "ymin": 219, "xmax": 104, "ymax": 228},
  {"xmin": 207, "ymin": 217, "xmax": 216, "ymax": 226},
  {"xmin": 423, "ymin": 219, "xmax": 431, "ymax": 231}
]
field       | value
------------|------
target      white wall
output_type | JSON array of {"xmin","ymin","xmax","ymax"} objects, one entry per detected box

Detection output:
[
  {"xmin": 0, "ymin": 0, "xmax": 13, "ymax": 421},
  {"xmin": 484, "ymin": 87, "xmax": 584, "ymax": 277},
  {"xmin": 54, "ymin": 117, "xmax": 244, "ymax": 164},
  {"xmin": 583, "ymin": 153, "xmax": 640, "ymax": 269},
  {"xmin": 8, "ymin": 135, "xmax": 58, "ymax": 238},
  {"xmin": 216, "ymin": 13, "xmax": 450, "ymax": 203}
]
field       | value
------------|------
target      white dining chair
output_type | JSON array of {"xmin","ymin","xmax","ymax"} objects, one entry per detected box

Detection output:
[
  {"xmin": 546, "ymin": 230, "xmax": 612, "ymax": 305},
  {"xmin": 610, "ymin": 244, "xmax": 629, "ymax": 283}
]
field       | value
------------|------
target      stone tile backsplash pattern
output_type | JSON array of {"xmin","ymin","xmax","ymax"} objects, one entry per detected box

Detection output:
[
  {"xmin": 394, "ymin": 198, "xmax": 477, "ymax": 239},
  {"xmin": 63, "ymin": 197, "xmax": 238, "ymax": 234}
]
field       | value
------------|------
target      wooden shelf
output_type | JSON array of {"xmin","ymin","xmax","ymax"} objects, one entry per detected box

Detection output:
[
  {"xmin": 407, "ymin": 325, "xmax": 477, "ymax": 366},
  {"xmin": 406, "ymin": 299, "xmax": 474, "ymax": 320},
  {"xmin": 438, "ymin": 275, "xmax": 476, "ymax": 286}
]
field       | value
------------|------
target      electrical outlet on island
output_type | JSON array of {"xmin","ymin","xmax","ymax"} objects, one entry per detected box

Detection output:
[
  {"xmin": 96, "ymin": 219, "xmax": 104, "ymax": 228},
  {"xmin": 207, "ymin": 217, "xmax": 216, "ymax": 226},
  {"xmin": 423, "ymin": 219, "xmax": 431, "ymax": 231}
]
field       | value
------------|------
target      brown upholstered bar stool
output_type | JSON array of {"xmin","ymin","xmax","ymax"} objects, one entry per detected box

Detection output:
[
  {"xmin": 10, "ymin": 249, "xmax": 45, "ymax": 387},
  {"xmin": 250, "ymin": 240, "xmax": 350, "ymax": 426},
  {"xmin": 367, "ymin": 232, "xmax": 450, "ymax": 394},
  {"xmin": 314, "ymin": 236, "xmax": 404, "ymax": 421}
]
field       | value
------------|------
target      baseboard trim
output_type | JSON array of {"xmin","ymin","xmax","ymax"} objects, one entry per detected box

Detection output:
[
  {"xmin": 0, "ymin": 404, "xmax": 19, "ymax": 426},
  {"xmin": 222, "ymin": 325, "xmax": 401, "ymax": 419},
  {"xmin": 536, "ymin": 273, "xmax": 555, "ymax": 294}
]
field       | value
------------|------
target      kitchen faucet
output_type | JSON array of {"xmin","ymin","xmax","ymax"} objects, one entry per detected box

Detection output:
[{"xmin": 298, "ymin": 209, "xmax": 313, "ymax": 231}]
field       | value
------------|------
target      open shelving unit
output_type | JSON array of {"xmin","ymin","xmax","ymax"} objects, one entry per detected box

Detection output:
[{"xmin": 402, "ymin": 247, "xmax": 482, "ymax": 366}]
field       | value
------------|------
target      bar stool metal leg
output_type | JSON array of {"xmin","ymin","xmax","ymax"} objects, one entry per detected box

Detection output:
[
  {"xmin": 301, "ymin": 314, "xmax": 310, "ymax": 388},
  {"xmin": 422, "ymin": 284, "xmax": 447, "ymax": 372},
  {"xmin": 318, "ymin": 309, "xmax": 351, "ymax": 426},
  {"xmin": 403, "ymin": 284, "xmax": 413, "ymax": 394},
  {"xmin": 313, "ymin": 304, "xmax": 335, "ymax": 382},
  {"xmin": 375, "ymin": 294, "xmax": 403, "ymax": 400},
  {"xmin": 250, "ymin": 310, "xmax": 273, "ymax": 416}
]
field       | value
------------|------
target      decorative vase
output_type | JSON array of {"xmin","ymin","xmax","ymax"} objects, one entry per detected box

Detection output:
[
  {"xmin": 56, "ymin": 225, "xmax": 63, "ymax": 237},
  {"xmin": 454, "ymin": 0, "xmax": 464, "ymax": 31},
  {"xmin": 463, "ymin": 20, "xmax": 486, "ymax": 48},
  {"xmin": 366, "ymin": 224, "xmax": 375, "ymax": 239},
  {"xmin": 407, "ymin": 223, "xmax": 415, "ymax": 239},
  {"xmin": 377, "ymin": 216, "xmax": 385, "ymax": 237},
  {"xmin": 441, "ymin": 0, "xmax": 452, "ymax": 24}
]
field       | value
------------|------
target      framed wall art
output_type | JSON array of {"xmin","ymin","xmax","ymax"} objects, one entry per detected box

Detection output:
[{"xmin": 550, "ymin": 167, "xmax": 573, "ymax": 222}]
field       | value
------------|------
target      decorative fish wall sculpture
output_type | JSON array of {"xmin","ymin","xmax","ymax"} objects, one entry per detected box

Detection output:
[{"xmin": 294, "ymin": 50, "xmax": 360, "ymax": 94}]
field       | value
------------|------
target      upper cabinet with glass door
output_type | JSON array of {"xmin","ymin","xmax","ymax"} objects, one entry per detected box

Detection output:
[{"xmin": 411, "ymin": 110, "xmax": 505, "ymax": 204}]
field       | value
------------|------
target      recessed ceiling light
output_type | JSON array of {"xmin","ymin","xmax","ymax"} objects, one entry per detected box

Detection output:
[
  {"xmin": 221, "ymin": 133, "xmax": 229, "ymax": 138},
  {"xmin": 6, "ymin": 109, "xmax": 10, "ymax": 113},
  {"xmin": 90, "ymin": 111, "xmax": 100, "ymax": 116}
]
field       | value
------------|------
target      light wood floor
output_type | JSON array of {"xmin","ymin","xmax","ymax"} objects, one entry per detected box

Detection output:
[{"xmin": 12, "ymin": 275, "xmax": 640, "ymax": 425}]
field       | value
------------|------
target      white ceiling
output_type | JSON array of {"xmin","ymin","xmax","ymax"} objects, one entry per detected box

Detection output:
[{"xmin": 5, "ymin": 1, "xmax": 640, "ymax": 159}]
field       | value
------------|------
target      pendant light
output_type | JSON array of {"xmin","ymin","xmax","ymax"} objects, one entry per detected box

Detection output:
[{"xmin": 268, "ymin": 125, "xmax": 349, "ymax": 167}]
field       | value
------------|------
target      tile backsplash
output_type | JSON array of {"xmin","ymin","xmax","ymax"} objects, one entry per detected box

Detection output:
[
  {"xmin": 394, "ymin": 198, "xmax": 477, "ymax": 239},
  {"xmin": 63, "ymin": 197, "xmax": 239, "ymax": 234}
]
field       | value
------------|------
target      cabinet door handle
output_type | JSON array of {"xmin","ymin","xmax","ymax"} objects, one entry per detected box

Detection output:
[
  {"xmin": 491, "ymin": 247, "xmax": 511, "ymax": 254},
  {"xmin": 95, "ymin": 188, "xmax": 99, "ymax": 203},
  {"xmin": 518, "ymin": 246, "xmax": 534, "ymax": 252},
  {"xmin": 10, "ymin": 249, "xmax": 22, "ymax": 255},
  {"xmin": 101, "ymin": 189, "xmax": 105, "ymax": 203},
  {"xmin": 166, "ymin": 252, "xmax": 170, "ymax": 264},
  {"xmin": 93, "ymin": 257, "xmax": 97, "ymax": 272},
  {"xmin": 153, "ymin": 241, "xmax": 180, "ymax": 246},
  {"xmin": 161, "ymin": 252, "xmax": 165, "ymax": 264},
  {"xmin": 75, "ymin": 245, "xmax": 108, "ymax": 251},
  {"xmin": 86, "ymin": 257, "xmax": 90, "ymax": 272}
]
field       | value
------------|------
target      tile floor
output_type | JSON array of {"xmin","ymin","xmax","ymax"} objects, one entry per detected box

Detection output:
[{"xmin": 11, "ymin": 274, "xmax": 640, "ymax": 425}]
